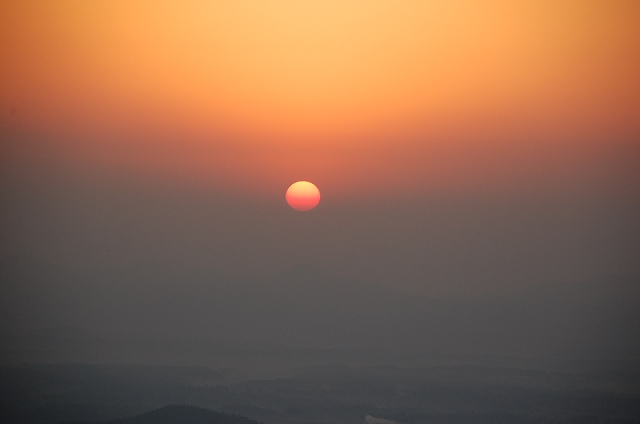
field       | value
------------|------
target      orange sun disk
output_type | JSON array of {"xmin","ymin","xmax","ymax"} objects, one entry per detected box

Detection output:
[{"xmin": 286, "ymin": 181, "xmax": 320, "ymax": 211}]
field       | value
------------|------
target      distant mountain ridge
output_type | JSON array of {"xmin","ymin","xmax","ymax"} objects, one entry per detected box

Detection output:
[
  {"xmin": 57, "ymin": 405, "xmax": 261, "ymax": 424},
  {"xmin": 1, "ymin": 256, "xmax": 639, "ymax": 361}
]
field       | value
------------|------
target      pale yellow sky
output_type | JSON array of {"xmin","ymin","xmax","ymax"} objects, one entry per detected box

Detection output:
[{"xmin": 1, "ymin": 0, "xmax": 639, "ymax": 198}]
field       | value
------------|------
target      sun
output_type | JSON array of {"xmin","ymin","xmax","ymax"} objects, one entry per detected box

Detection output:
[{"xmin": 286, "ymin": 181, "xmax": 320, "ymax": 212}]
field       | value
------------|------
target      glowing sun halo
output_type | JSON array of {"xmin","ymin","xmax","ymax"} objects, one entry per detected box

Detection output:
[{"xmin": 286, "ymin": 181, "xmax": 320, "ymax": 212}]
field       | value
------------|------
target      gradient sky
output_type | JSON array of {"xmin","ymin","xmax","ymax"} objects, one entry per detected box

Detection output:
[{"xmin": 1, "ymin": 0, "xmax": 639, "ymax": 296}]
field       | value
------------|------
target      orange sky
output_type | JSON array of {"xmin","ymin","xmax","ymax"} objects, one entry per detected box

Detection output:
[{"xmin": 2, "ymin": 0, "xmax": 639, "ymax": 200}]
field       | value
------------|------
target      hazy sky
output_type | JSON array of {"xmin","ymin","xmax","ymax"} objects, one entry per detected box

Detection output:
[{"xmin": 1, "ymin": 0, "xmax": 639, "ymax": 296}]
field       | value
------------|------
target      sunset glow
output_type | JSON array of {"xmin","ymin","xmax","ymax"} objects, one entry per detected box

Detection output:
[
  {"xmin": 1, "ymin": 0, "xmax": 638, "ymax": 342},
  {"xmin": 1, "ymin": 1, "xmax": 638, "ymax": 200},
  {"xmin": 286, "ymin": 181, "xmax": 321, "ymax": 212}
]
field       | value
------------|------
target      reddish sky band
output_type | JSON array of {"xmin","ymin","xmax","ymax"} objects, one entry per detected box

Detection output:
[{"xmin": 1, "ymin": 1, "xmax": 638, "ymax": 202}]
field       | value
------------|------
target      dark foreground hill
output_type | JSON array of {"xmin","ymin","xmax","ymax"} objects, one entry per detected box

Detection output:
[
  {"xmin": 59, "ymin": 405, "xmax": 261, "ymax": 424},
  {"xmin": 6, "ymin": 363, "xmax": 639, "ymax": 424}
]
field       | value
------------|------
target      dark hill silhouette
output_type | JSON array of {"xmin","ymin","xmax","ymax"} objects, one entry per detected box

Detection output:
[{"xmin": 58, "ymin": 405, "xmax": 262, "ymax": 424}]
